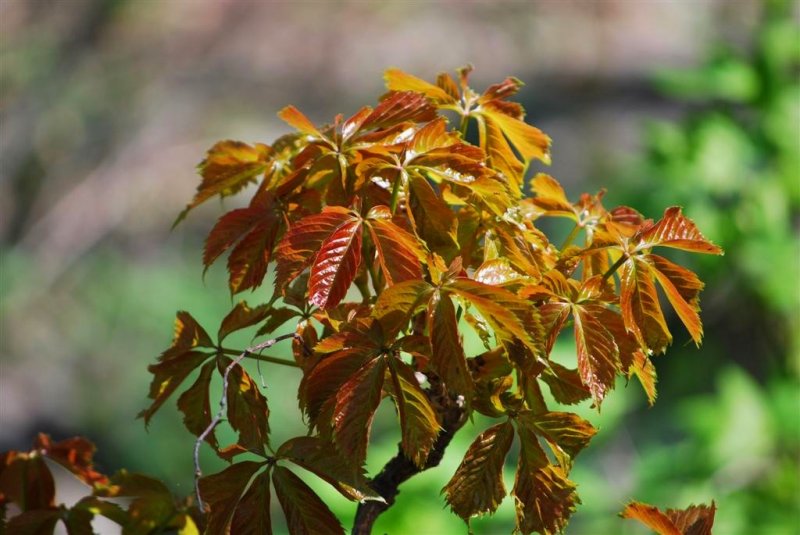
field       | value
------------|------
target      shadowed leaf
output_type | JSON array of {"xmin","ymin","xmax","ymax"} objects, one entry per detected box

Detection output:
[
  {"xmin": 218, "ymin": 301, "xmax": 271, "ymax": 343},
  {"xmin": 177, "ymin": 360, "xmax": 218, "ymax": 450},
  {"xmin": 198, "ymin": 461, "xmax": 265, "ymax": 535},
  {"xmin": 272, "ymin": 466, "xmax": 344, "ymax": 535},
  {"xmin": 230, "ymin": 470, "xmax": 272, "ymax": 535},
  {"xmin": 218, "ymin": 357, "xmax": 271, "ymax": 456}
]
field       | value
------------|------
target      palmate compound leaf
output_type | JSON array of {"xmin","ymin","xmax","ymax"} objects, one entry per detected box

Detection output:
[
  {"xmin": 621, "ymin": 501, "xmax": 717, "ymax": 535},
  {"xmin": 442, "ymin": 421, "xmax": 514, "ymax": 520},
  {"xmin": 386, "ymin": 357, "xmax": 441, "ymax": 468},
  {"xmin": 272, "ymin": 466, "xmax": 345, "ymax": 535}
]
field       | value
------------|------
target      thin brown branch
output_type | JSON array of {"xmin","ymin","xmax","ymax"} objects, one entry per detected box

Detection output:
[{"xmin": 193, "ymin": 333, "xmax": 298, "ymax": 511}]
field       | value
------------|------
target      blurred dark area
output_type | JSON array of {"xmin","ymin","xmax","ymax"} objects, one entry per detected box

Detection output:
[{"xmin": 1, "ymin": 0, "xmax": 798, "ymax": 533}]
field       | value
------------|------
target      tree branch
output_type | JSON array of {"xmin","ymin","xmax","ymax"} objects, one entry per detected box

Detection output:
[{"xmin": 352, "ymin": 380, "xmax": 468, "ymax": 534}]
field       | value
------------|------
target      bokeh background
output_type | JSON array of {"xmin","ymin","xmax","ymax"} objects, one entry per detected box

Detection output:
[{"xmin": 1, "ymin": 0, "xmax": 798, "ymax": 533}]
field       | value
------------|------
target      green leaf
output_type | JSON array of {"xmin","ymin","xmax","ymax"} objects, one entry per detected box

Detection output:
[
  {"xmin": 387, "ymin": 358, "xmax": 441, "ymax": 468},
  {"xmin": 272, "ymin": 466, "xmax": 344, "ymax": 535},
  {"xmin": 442, "ymin": 421, "xmax": 514, "ymax": 520},
  {"xmin": 198, "ymin": 461, "xmax": 265, "ymax": 535}
]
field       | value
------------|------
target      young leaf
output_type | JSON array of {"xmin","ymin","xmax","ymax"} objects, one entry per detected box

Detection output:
[
  {"xmin": 621, "ymin": 501, "xmax": 716, "ymax": 535},
  {"xmin": 276, "ymin": 436, "xmax": 381, "ymax": 502},
  {"xmin": 478, "ymin": 104, "xmax": 551, "ymax": 165},
  {"xmin": 33, "ymin": 434, "xmax": 108, "ymax": 487},
  {"xmin": 635, "ymin": 206, "xmax": 724, "ymax": 255},
  {"xmin": 278, "ymin": 105, "xmax": 322, "ymax": 137},
  {"xmin": 383, "ymin": 68, "xmax": 457, "ymax": 105},
  {"xmin": 365, "ymin": 206, "xmax": 426, "ymax": 286},
  {"xmin": 360, "ymin": 91, "xmax": 437, "ymax": 130},
  {"xmin": 274, "ymin": 207, "xmax": 354, "ymax": 293},
  {"xmin": 218, "ymin": 301, "xmax": 271, "ymax": 343},
  {"xmin": 177, "ymin": 141, "xmax": 270, "ymax": 222},
  {"xmin": 572, "ymin": 303, "xmax": 621, "ymax": 405},
  {"xmin": 620, "ymin": 257, "xmax": 672, "ymax": 355},
  {"xmin": 309, "ymin": 217, "xmax": 363, "ymax": 309},
  {"xmin": 198, "ymin": 461, "xmax": 265, "ymax": 534},
  {"xmin": 230, "ymin": 470, "xmax": 272, "ymax": 535},
  {"xmin": 629, "ymin": 350, "xmax": 658, "ymax": 405},
  {"xmin": 512, "ymin": 463, "xmax": 578, "ymax": 535},
  {"xmin": 387, "ymin": 357, "xmax": 441, "ymax": 468},
  {"xmin": 427, "ymin": 292, "xmax": 473, "ymax": 402},
  {"xmin": 218, "ymin": 357, "xmax": 271, "ymax": 456},
  {"xmin": 272, "ymin": 465, "xmax": 345, "ymax": 535},
  {"xmin": 139, "ymin": 351, "xmax": 211, "ymax": 426},
  {"xmin": 442, "ymin": 421, "xmax": 514, "ymax": 520},
  {"xmin": 517, "ymin": 411, "xmax": 597, "ymax": 462},
  {"xmin": 331, "ymin": 356, "xmax": 388, "ymax": 465},
  {"xmin": 177, "ymin": 360, "xmax": 218, "ymax": 450}
]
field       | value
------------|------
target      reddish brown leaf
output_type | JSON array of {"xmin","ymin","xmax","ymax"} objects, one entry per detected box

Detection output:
[
  {"xmin": 274, "ymin": 207, "xmax": 354, "ymax": 293},
  {"xmin": 230, "ymin": 470, "xmax": 272, "ymax": 535},
  {"xmin": 407, "ymin": 173, "xmax": 459, "ymax": 258},
  {"xmin": 272, "ymin": 466, "xmax": 345, "ymax": 535},
  {"xmin": 361, "ymin": 91, "xmax": 437, "ymax": 130},
  {"xmin": 443, "ymin": 421, "xmax": 514, "ymax": 519},
  {"xmin": 308, "ymin": 218, "xmax": 363, "ymax": 309},
  {"xmin": 177, "ymin": 360, "xmax": 218, "ymax": 450},
  {"xmin": 540, "ymin": 362, "xmax": 592, "ymax": 405},
  {"xmin": 254, "ymin": 307, "xmax": 301, "ymax": 338},
  {"xmin": 387, "ymin": 358, "xmax": 440, "ymax": 468},
  {"xmin": 218, "ymin": 301, "xmax": 271, "ymax": 343},
  {"xmin": 5, "ymin": 509, "xmax": 62, "ymax": 534},
  {"xmin": 427, "ymin": 292, "xmax": 473, "ymax": 401},
  {"xmin": 479, "ymin": 116, "xmax": 525, "ymax": 192},
  {"xmin": 668, "ymin": 502, "xmax": 717, "ymax": 535},
  {"xmin": 620, "ymin": 502, "xmax": 682, "ymax": 535},
  {"xmin": 366, "ymin": 207, "xmax": 426, "ymax": 286},
  {"xmin": 276, "ymin": 436, "xmax": 380, "ymax": 502},
  {"xmin": 139, "ymin": 350, "xmax": 211, "ymax": 426},
  {"xmin": 33, "ymin": 434, "xmax": 108, "ymax": 487},
  {"xmin": 171, "ymin": 311, "xmax": 214, "ymax": 350},
  {"xmin": 0, "ymin": 454, "xmax": 55, "ymax": 511},
  {"xmin": 512, "ymin": 463, "xmax": 579, "ymax": 535},
  {"xmin": 572, "ymin": 303, "xmax": 621, "ymax": 405},
  {"xmin": 629, "ymin": 350, "xmax": 658, "ymax": 405},
  {"xmin": 649, "ymin": 254, "xmax": 706, "ymax": 345},
  {"xmin": 218, "ymin": 357, "xmax": 270, "ymax": 456},
  {"xmin": 620, "ymin": 257, "xmax": 672, "ymax": 355},
  {"xmin": 332, "ymin": 356, "xmax": 388, "ymax": 465},
  {"xmin": 384, "ymin": 68, "xmax": 456, "ymax": 105},
  {"xmin": 300, "ymin": 349, "xmax": 374, "ymax": 426},
  {"xmin": 198, "ymin": 461, "xmax": 265, "ymax": 534},
  {"xmin": 518, "ymin": 411, "xmax": 597, "ymax": 462},
  {"xmin": 373, "ymin": 279, "xmax": 434, "ymax": 340},
  {"xmin": 177, "ymin": 141, "xmax": 270, "ymax": 222},
  {"xmin": 636, "ymin": 207, "xmax": 724, "ymax": 255}
]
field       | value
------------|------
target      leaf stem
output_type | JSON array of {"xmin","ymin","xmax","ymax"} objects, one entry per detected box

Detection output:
[
  {"xmin": 219, "ymin": 347, "xmax": 300, "ymax": 368},
  {"xmin": 560, "ymin": 224, "xmax": 582, "ymax": 249},
  {"xmin": 602, "ymin": 254, "xmax": 628, "ymax": 282},
  {"xmin": 389, "ymin": 174, "xmax": 402, "ymax": 213},
  {"xmin": 458, "ymin": 113, "xmax": 469, "ymax": 138}
]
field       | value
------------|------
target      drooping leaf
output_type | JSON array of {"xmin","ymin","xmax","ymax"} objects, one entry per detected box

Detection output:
[
  {"xmin": 366, "ymin": 206, "xmax": 426, "ymax": 286},
  {"xmin": 620, "ymin": 257, "xmax": 672, "ymax": 355},
  {"xmin": 427, "ymin": 292, "xmax": 473, "ymax": 402},
  {"xmin": 383, "ymin": 68, "xmax": 457, "ymax": 105},
  {"xmin": 218, "ymin": 357, "xmax": 270, "ymax": 456},
  {"xmin": 517, "ymin": 410, "xmax": 597, "ymax": 462},
  {"xmin": 218, "ymin": 301, "xmax": 271, "ymax": 343},
  {"xmin": 635, "ymin": 206, "xmax": 724, "ymax": 255},
  {"xmin": 177, "ymin": 141, "xmax": 270, "ymax": 222},
  {"xmin": 274, "ymin": 207, "xmax": 354, "ymax": 292},
  {"xmin": 276, "ymin": 436, "xmax": 380, "ymax": 502},
  {"xmin": 230, "ymin": 470, "xmax": 272, "ymax": 535},
  {"xmin": 95, "ymin": 471, "xmax": 178, "ymax": 535},
  {"xmin": 572, "ymin": 303, "xmax": 621, "ymax": 405},
  {"xmin": 254, "ymin": 307, "xmax": 301, "ymax": 338},
  {"xmin": 512, "ymin": 463, "xmax": 579, "ymax": 535},
  {"xmin": 629, "ymin": 350, "xmax": 658, "ymax": 405},
  {"xmin": 407, "ymin": 173, "xmax": 459, "ymax": 259},
  {"xmin": 272, "ymin": 466, "xmax": 344, "ymax": 535},
  {"xmin": 479, "ymin": 104, "xmax": 551, "ymax": 165},
  {"xmin": 387, "ymin": 358, "xmax": 440, "ymax": 468},
  {"xmin": 442, "ymin": 421, "xmax": 514, "ymax": 520},
  {"xmin": 299, "ymin": 349, "xmax": 374, "ymax": 426},
  {"xmin": 540, "ymin": 363, "xmax": 591, "ymax": 406},
  {"xmin": 620, "ymin": 500, "xmax": 716, "ymax": 535},
  {"xmin": 139, "ymin": 350, "xmax": 211, "ymax": 426},
  {"xmin": 177, "ymin": 360, "xmax": 218, "ymax": 449},
  {"xmin": 648, "ymin": 254, "xmax": 705, "ymax": 345},
  {"xmin": 198, "ymin": 461, "xmax": 265, "ymax": 534},
  {"xmin": 5, "ymin": 509, "xmax": 62, "ymax": 534},
  {"xmin": 331, "ymin": 356, "xmax": 388, "ymax": 464}
]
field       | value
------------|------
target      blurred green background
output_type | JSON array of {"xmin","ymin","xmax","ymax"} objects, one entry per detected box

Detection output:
[{"xmin": 1, "ymin": 1, "xmax": 798, "ymax": 534}]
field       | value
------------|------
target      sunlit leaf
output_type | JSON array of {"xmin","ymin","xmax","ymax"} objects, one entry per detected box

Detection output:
[
  {"xmin": 620, "ymin": 257, "xmax": 672, "ymax": 355},
  {"xmin": 407, "ymin": 173, "xmax": 459, "ymax": 258},
  {"xmin": 512, "ymin": 463, "xmax": 578, "ymax": 535},
  {"xmin": 177, "ymin": 141, "xmax": 270, "ymax": 222},
  {"xmin": 629, "ymin": 350, "xmax": 658, "ymax": 405},
  {"xmin": 572, "ymin": 303, "xmax": 621, "ymax": 405},
  {"xmin": 366, "ymin": 206, "xmax": 426, "ymax": 286},
  {"xmin": 278, "ymin": 105, "xmax": 322, "ymax": 137},
  {"xmin": 361, "ymin": 91, "xmax": 437, "ymax": 130},
  {"xmin": 621, "ymin": 501, "xmax": 716, "ymax": 535},
  {"xmin": 531, "ymin": 173, "xmax": 577, "ymax": 220},
  {"xmin": 442, "ymin": 421, "xmax": 514, "ymax": 519},
  {"xmin": 480, "ymin": 104, "xmax": 551, "ymax": 165},
  {"xmin": 272, "ymin": 466, "xmax": 344, "ymax": 535},
  {"xmin": 427, "ymin": 292, "xmax": 473, "ymax": 402},
  {"xmin": 384, "ymin": 68, "xmax": 456, "ymax": 105},
  {"xmin": 635, "ymin": 206, "xmax": 724, "ymax": 255},
  {"xmin": 309, "ymin": 218, "xmax": 363, "ymax": 309}
]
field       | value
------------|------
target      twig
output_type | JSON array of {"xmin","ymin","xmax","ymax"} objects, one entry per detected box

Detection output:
[{"xmin": 194, "ymin": 333, "xmax": 299, "ymax": 511}]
